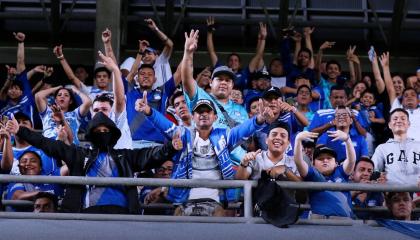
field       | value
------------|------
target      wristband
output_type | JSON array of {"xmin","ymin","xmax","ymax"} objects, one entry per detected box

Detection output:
[
  {"xmin": 18, "ymin": 41, "xmax": 24, "ymax": 44},
  {"xmin": 207, "ymin": 24, "xmax": 216, "ymax": 33},
  {"xmin": 57, "ymin": 55, "xmax": 64, "ymax": 60},
  {"xmin": 240, "ymin": 161, "xmax": 249, "ymax": 168}
]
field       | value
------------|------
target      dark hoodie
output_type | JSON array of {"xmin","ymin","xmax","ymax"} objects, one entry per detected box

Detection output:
[{"xmin": 16, "ymin": 112, "xmax": 177, "ymax": 214}]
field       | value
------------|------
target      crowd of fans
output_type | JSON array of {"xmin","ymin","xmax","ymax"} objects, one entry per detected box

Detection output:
[{"xmin": 0, "ymin": 17, "xmax": 419, "ymax": 221}]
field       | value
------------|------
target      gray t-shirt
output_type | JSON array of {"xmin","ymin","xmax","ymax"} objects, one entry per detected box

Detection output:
[{"xmin": 246, "ymin": 151, "xmax": 299, "ymax": 180}]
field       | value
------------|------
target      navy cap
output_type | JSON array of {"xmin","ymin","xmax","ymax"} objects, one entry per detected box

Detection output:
[
  {"xmin": 253, "ymin": 70, "xmax": 271, "ymax": 81},
  {"xmin": 262, "ymin": 86, "xmax": 282, "ymax": 99},
  {"xmin": 313, "ymin": 145, "xmax": 337, "ymax": 160},
  {"xmin": 192, "ymin": 99, "xmax": 216, "ymax": 113},
  {"xmin": 211, "ymin": 65, "xmax": 236, "ymax": 81}
]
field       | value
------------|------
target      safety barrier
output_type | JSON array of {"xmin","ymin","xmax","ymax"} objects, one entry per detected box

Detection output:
[{"xmin": 0, "ymin": 174, "xmax": 419, "ymax": 222}]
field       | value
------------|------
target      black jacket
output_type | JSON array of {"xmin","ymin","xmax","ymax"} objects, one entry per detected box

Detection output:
[{"xmin": 17, "ymin": 116, "xmax": 176, "ymax": 213}]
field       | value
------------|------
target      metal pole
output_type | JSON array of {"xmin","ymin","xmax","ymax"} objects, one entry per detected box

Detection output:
[{"xmin": 243, "ymin": 181, "xmax": 253, "ymax": 220}]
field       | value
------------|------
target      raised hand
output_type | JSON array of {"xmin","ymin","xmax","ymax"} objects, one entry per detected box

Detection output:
[
  {"xmin": 257, "ymin": 99, "xmax": 274, "ymax": 123},
  {"xmin": 258, "ymin": 22, "xmax": 267, "ymax": 40},
  {"xmin": 0, "ymin": 124, "xmax": 11, "ymax": 140},
  {"xmin": 327, "ymin": 130, "xmax": 349, "ymax": 142},
  {"xmin": 135, "ymin": 91, "xmax": 151, "ymax": 115},
  {"xmin": 319, "ymin": 41, "xmax": 335, "ymax": 50},
  {"xmin": 296, "ymin": 131, "xmax": 319, "ymax": 142},
  {"xmin": 102, "ymin": 28, "xmax": 112, "ymax": 43},
  {"xmin": 241, "ymin": 149, "xmax": 262, "ymax": 167},
  {"xmin": 33, "ymin": 65, "xmax": 47, "ymax": 73},
  {"xmin": 51, "ymin": 104, "xmax": 65, "ymax": 124},
  {"xmin": 53, "ymin": 45, "xmax": 64, "ymax": 58},
  {"xmin": 45, "ymin": 67, "xmax": 54, "ymax": 77},
  {"xmin": 98, "ymin": 51, "xmax": 117, "ymax": 71},
  {"xmin": 171, "ymin": 129, "xmax": 183, "ymax": 150},
  {"xmin": 5, "ymin": 114, "xmax": 19, "ymax": 135},
  {"xmin": 56, "ymin": 124, "xmax": 68, "ymax": 141},
  {"xmin": 13, "ymin": 32, "xmax": 25, "ymax": 42},
  {"xmin": 291, "ymin": 32, "xmax": 302, "ymax": 43},
  {"xmin": 5, "ymin": 65, "xmax": 17, "ymax": 79},
  {"xmin": 144, "ymin": 18, "xmax": 158, "ymax": 30},
  {"xmin": 206, "ymin": 16, "xmax": 215, "ymax": 26},
  {"xmin": 184, "ymin": 29, "xmax": 199, "ymax": 54},
  {"xmin": 138, "ymin": 40, "xmax": 150, "ymax": 53},
  {"xmin": 379, "ymin": 52, "xmax": 389, "ymax": 68},
  {"xmin": 303, "ymin": 26, "xmax": 315, "ymax": 37}
]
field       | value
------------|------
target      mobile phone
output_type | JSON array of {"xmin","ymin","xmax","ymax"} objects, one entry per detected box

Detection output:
[
  {"xmin": 370, "ymin": 171, "xmax": 381, "ymax": 181},
  {"xmin": 368, "ymin": 46, "xmax": 375, "ymax": 62}
]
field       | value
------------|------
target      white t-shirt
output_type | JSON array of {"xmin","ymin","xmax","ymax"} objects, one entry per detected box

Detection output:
[
  {"xmin": 271, "ymin": 76, "xmax": 287, "ymax": 89},
  {"xmin": 78, "ymin": 83, "xmax": 113, "ymax": 102},
  {"xmin": 110, "ymin": 109, "xmax": 133, "ymax": 149},
  {"xmin": 152, "ymin": 54, "xmax": 172, "ymax": 89},
  {"xmin": 390, "ymin": 99, "xmax": 420, "ymax": 141},
  {"xmin": 189, "ymin": 135, "xmax": 221, "ymax": 202},
  {"xmin": 247, "ymin": 151, "xmax": 299, "ymax": 180}
]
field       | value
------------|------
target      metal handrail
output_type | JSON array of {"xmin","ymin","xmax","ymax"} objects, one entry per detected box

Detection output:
[{"xmin": 1, "ymin": 175, "xmax": 419, "ymax": 220}]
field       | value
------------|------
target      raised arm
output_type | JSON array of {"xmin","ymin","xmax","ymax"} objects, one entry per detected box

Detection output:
[
  {"xmin": 371, "ymin": 50, "xmax": 385, "ymax": 94},
  {"xmin": 145, "ymin": 19, "xmax": 174, "ymax": 58},
  {"xmin": 14, "ymin": 32, "xmax": 26, "ymax": 73},
  {"xmin": 206, "ymin": 17, "xmax": 218, "ymax": 67},
  {"xmin": 68, "ymin": 85, "xmax": 92, "ymax": 117},
  {"xmin": 35, "ymin": 85, "xmax": 61, "ymax": 113},
  {"xmin": 102, "ymin": 28, "xmax": 118, "ymax": 64},
  {"xmin": 6, "ymin": 116, "xmax": 77, "ymax": 167},
  {"xmin": 248, "ymin": 22, "xmax": 267, "ymax": 72},
  {"xmin": 0, "ymin": 126, "xmax": 13, "ymax": 172},
  {"xmin": 315, "ymin": 41, "xmax": 335, "ymax": 82},
  {"xmin": 27, "ymin": 65, "xmax": 46, "ymax": 81},
  {"xmin": 327, "ymin": 130, "xmax": 356, "ymax": 175},
  {"xmin": 346, "ymin": 46, "xmax": 357, "ymax": 86},
  {"xmin": 291, "ymin": 32, "xmax": 302, "ymax": 65},
  {"xmin": 53, "ymin": 45, "xmax": 83, "ymax": 89},
  {"xmin": 303, "ymin": 27, "xmax": 315, "ymax": 68},
  {"xmin": 0, "ymin": 66, "xmax": 16, "ymax": 101},
  {"xmin": 294, "ymin": 131, "xmax": 318, "ymax": 178},
  {"xmin": 98, "ymin": 51, "xmax": 125, "ymax": 114},
  {"xmin": 126, "ymin": 40, "xmax": 149, "ymax": 85},
  {"xmin": 379, "ymin": 52, "xmax": 396, "ymax": 104},
  {"xmin": 182, "ymin": 30, "xmax": 199, "ymax": 99},
  {"xmin": 51, "ymin": 104, "xmax": 74, "ymax": 144}
]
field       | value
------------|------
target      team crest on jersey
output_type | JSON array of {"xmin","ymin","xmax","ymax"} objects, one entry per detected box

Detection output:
[
  {"xmin": 218, "ymin": 135, "xmax": 227, "ymax": 150},
  {"xmin": 200, "ymin": 145, "xmax": 210, "ymax": 154}
]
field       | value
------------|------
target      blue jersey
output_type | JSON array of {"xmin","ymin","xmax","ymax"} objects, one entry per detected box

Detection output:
[
  {"xmin": 0, "ymin": 71, "xmax": 41, "ymax": 128},
  {"xmin": 84, "ymin": 153, "xmax": 127, "ymax": 208},
  {"xmin": 359, "ymin": 105, "xmax": 384, "ymax": 132},
  {"xmin": 40, "ymin": 106, "xmax": 83, "ymax": 145},
  {"xmin": 308, "ymin": 108, "xmax": 367, "ymax": 137},
  {"xmin": 317, "ymin": 131, "xmax": 368, "ymax": 162},
  {"xmin": 12, "ymin": 145, "xmax": 59, "ymax": 176},
  {"xmin": 6, "ymin": 168, "xmax": 63, "ymax": 211},
  {"xmin": 126, "ymin": 77, "xmax": 176, "ymax": 142},
  {"xmin": 305, "ymin": 165, "xmax": 353, "ymax": 218}
]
